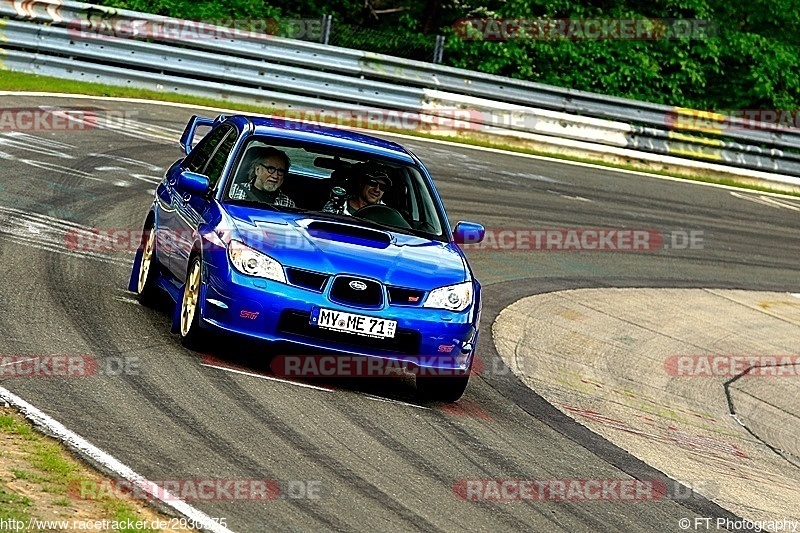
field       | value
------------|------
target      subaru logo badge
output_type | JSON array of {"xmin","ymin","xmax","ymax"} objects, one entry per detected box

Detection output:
[{"xmin": 349, "ymin": 280, "xmax": 368, "ymax": 291}]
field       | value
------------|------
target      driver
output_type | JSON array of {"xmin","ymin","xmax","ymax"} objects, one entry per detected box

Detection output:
[{"xmin": 322, "ymin": 162, "xmax": 392, "ymax": 216}]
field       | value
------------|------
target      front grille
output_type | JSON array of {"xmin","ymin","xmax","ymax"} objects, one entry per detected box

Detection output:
[
  {"xmin": 286, "ymin": 268, "xmax": 329, "ymax": 292},
  {"xmin": 387, "ymin": 286, "xmax": 425, "ymax": 306},
  {"xmin": 329, "ymin": 276, "xmax": 383, "ymax": 308},
  {"xmin": 276, "ymin": 310, "xmax": 420, "ymax": 355}
]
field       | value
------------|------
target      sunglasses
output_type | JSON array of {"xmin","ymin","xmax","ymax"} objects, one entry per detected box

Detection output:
[
  {"xmin": 256, "ymin": 164, "xmax": 286, "ymax": 177},
  {"xmin": 366, "ymin": 179, "xmax": 390, "ymax": 191}
]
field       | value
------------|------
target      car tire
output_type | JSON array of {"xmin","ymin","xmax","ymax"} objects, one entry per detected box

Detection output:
[
  {"xmin": 136, "ymin": 224, "xmax": 161, "ymax": 308},
  {"xmin": 179, "ymin": 255, "xmax": 209, "ymax": 349},
  {"xmin": 416, "ymin": 375, "xmax": 470, "ymax": 403}
]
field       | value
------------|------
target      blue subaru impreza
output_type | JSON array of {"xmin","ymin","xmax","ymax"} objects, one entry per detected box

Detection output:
[{"xmin": 129, "ymin": 114, "xmax": 485, "ymax": 401}]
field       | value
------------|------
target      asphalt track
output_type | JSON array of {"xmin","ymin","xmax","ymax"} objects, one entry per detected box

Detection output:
[{"xmin": 0, "ymin": 95, "xmax": 798, "ymax": 532}]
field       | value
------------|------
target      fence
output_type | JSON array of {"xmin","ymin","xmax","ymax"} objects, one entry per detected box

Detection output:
[{"xmin": 246, "ymin": 13, "xmax": 443, "ymax": 63}]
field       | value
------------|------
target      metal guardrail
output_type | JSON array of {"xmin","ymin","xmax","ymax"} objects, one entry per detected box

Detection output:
[
  {"xmin": 3, "ymin": 21, "xmax": 426, "ymax": 111},
  {"xmin": 2, "ymin": 0, "xmax": 800, "ymax": 181},
  {"xmin": 361, "ymin": 56, "xmax": 800, "ymax": 152}
]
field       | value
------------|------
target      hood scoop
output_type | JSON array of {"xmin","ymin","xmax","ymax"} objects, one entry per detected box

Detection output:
[{"xmin": 305, "ymin": 220, "xmax": 392, "ymax": 249}]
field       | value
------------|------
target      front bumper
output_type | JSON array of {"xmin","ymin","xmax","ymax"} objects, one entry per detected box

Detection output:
[{"xmin": 198, "ymin": 258, "xmax": 479, "ymax": 373}]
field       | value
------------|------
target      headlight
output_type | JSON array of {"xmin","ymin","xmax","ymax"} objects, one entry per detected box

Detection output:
[
  {"xmin": 423, "ymin": 281, "xmax": 473, "ymax": 312},
  {"xmin": 227, "ymin": 240, "xmax": 286, "ymax": 283}
]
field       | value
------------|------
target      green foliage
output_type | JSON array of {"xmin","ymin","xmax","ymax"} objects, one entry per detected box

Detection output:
[
  {"xmin": 94, "ymin": 0, "xmax": 800, "ymax": 110},
  {"xmin": 99, "ymin": 0, "xmax": 278, "ymax": 19}
]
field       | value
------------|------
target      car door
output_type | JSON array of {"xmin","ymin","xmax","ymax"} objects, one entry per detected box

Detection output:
[
  {"xmin": 154, "ymin": 159, "xmax": 180, "ymax": 274},
  {"xmin": 171, "ymin": 124, "xmax": 238, "ymax": 282}
]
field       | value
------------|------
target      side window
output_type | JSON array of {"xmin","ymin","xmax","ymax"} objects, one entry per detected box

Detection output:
[
  {"xmin": 201, "ymin": 129, "xmax": 237, "ymax": 189},
  {"xmin": 185, "ymin": 125, "xmax": 231, "ymax": 174}
]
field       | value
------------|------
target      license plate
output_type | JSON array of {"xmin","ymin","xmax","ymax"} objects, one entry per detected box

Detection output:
[{"xmin": 311, "ymin": 307, "xmax": 397, "ymax": 339}]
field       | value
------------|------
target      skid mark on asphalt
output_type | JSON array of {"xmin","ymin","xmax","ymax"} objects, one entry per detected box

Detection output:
[
  {"xmin": 0, "ymin": 131, "xmax": 75, "ymax": 158},
  {"xmin": 561, "ymin": 404, "xmax": 748, "ymax": 461},
  {"xmin": 0, "ymin": 205, "xmax": 130, "ymax": 266},
  {"xmin": 0, "ymin": 131, "xmax": 167, "ymax": 191}
]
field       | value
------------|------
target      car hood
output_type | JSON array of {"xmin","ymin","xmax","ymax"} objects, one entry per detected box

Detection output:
[{"xmin": 223, "ymin": 206, "xmax": 467, "ymax": 289}]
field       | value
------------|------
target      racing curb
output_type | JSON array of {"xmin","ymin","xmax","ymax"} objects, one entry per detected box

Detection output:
[
  {"xmin": 477, "ymin": 278, "xmax": 757, "ymax": 533},
  {"xmin": 0, "ymin": 385, "xmax": 235, "ymax": 533}
]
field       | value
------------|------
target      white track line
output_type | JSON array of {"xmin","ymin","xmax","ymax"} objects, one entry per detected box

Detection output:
[
  {"xmin": 359, "ymin": 393, "xmax": 431, "ymax": 410},
  {"xmin": 200, "ymin": 362, "xmax": 335, "ymax": 392},
  {"xmin": 730, "ymin": 191, "xmax": 800, "ymax": 210},
  {"xmin": 203, "ymin": 361, "xmax": 431, "ymax": 406},
  {"xmin": 0, "ymin": 385, "xmax": 235, "ymax": 533}
]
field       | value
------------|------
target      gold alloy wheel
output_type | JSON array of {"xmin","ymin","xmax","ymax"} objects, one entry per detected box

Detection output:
[
  {"xmin": 137, "ymin": 228, "xmax": 156, "ymax": 294},
  {"xmin": 180, "ymin": 259, "xmax": 201, "ymax": 337}
]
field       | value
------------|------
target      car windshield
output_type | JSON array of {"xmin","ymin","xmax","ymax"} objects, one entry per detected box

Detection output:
[{"xmin": 223, "ymin": 138, "xmax": 446, "ymax": 239}]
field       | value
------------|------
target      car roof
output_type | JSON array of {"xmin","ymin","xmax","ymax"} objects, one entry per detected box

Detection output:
[{"xmin": 227, "ymin": 115, "xmax": 417, "ymax": 164}]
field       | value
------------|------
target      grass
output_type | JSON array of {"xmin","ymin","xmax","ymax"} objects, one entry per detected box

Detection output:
[
  {"xmin": 0, "ymin": 70, "xmax": 274, "ymax": 114},
  {"xmin": 0, "ymin": 407, "xmax": 176, "ymax": 531},
  {"xmin": 0, "ymin": 69, "xmax": 798, "ymax": 198},
  {"xmin": 0, "ymin": 487, "xmax": 32, "ymax": 521},
  {"xmin": 0, "ymin": 413, "xmax": 35, "ymax": 437}
]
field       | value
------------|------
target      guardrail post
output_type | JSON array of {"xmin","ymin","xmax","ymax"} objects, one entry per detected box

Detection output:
[
  {"xmin": 433, "ymin": 35, "xmax": 445, "ymax": 64},
  {"xmin": 321, "ymin": 14, "xmax": 332, "ymax": 45}
]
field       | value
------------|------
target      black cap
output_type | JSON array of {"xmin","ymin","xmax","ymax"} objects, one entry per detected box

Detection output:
[{"xmin": 361, "ymin": 162, "xmax": 392, "ymax": 187}]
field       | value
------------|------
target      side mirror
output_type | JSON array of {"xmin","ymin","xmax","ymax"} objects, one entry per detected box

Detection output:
[
  {"xmin": 176, "ymin": 171, "xmax": 211, "ymax": 197},
  {"xmin": 453, "ymin": 221, "xmax": 485, "ymax": 244}
]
